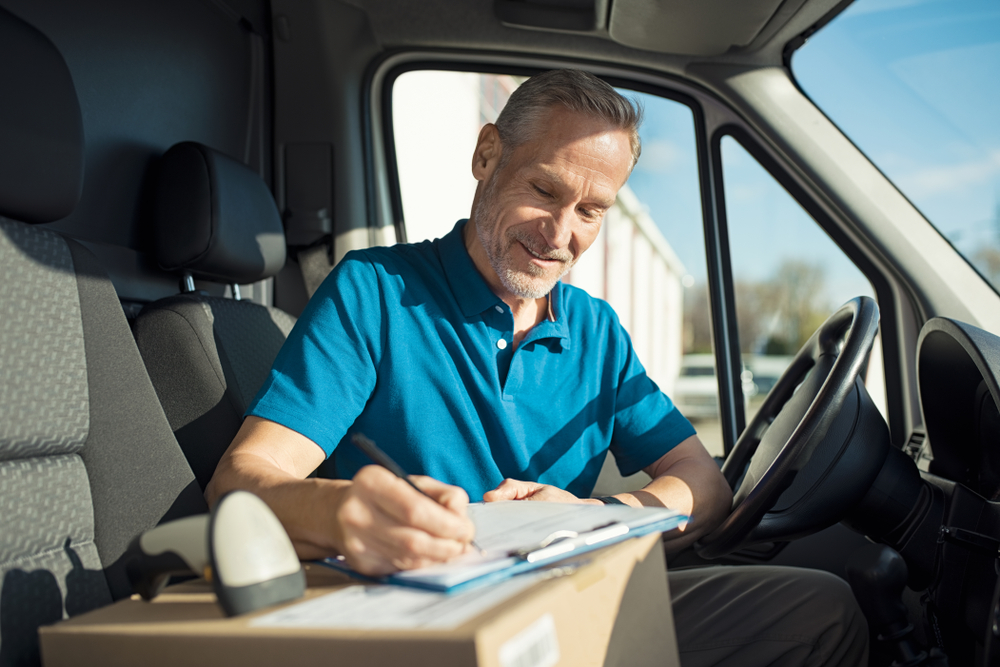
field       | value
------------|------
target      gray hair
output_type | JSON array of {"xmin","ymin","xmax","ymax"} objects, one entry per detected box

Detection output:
[{"xmin": 495, "ymin": 69, "xmax": 643, "ymax": 169}]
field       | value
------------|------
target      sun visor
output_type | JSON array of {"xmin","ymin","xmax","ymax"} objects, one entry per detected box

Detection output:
[{"xmin": 608, "ymin": 0, "xmax": 786, "ymax": 56}]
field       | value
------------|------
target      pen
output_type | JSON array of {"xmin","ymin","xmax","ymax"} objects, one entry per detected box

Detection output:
[{"xmin": 350, "ymin": 433, "xmax": 485, "ymax": 553}]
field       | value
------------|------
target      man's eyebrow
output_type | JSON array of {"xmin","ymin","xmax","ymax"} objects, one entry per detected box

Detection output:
[
  {"xmin": 531, "ymin": 168, "xmax": 617, "ymax": 210},
  {"xmin": 590, "ymin": 192, "xmax": 617, "ymax": 210}
]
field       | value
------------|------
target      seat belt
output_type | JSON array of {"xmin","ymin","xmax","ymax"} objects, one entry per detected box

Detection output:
[
  {"xmin": 283, "ymin": 143, "xmax": 335, "ymax": 298},
  {"xmin": 296, "ymin": 241, "xmax": 334, "ymax": 297}
]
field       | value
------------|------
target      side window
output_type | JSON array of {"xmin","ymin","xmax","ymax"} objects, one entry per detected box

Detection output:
[
  {"xmin": 391, "ymin": 71, "xmax": 723, "ymax": 468},
  {"xmin": 719, "ymin": 135, "xmax": 887, "ymax": 418}
]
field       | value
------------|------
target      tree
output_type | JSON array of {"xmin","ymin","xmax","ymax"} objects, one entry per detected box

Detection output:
[
  {"xmin": 770, "ymin": 260, "xmax": 829, "ymax": 352},
  {"xmin": 683, "ymin": 259, "xmax": 830, "ymax": 356},
  {"xmin": 973, "ymin": 246, "xmax": 1000, "ymax": 285},
  {"xmin": 971, "ymin": 199, "xmax": 1000, "ymax": 288},
  {"xmin": 683, "ymin": 283, "xmax": 713, "ymax": 353}
]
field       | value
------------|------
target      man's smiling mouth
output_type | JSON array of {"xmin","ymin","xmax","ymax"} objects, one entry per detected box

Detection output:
[{"xmin": 518, "ymin": 240, "xmax": 566, "ymax": 264}]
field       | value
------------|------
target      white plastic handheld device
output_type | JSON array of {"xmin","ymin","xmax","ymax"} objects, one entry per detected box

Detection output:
[{"xmin": 125, "ymin": 490, "xmax": 305, "ymax": 616}]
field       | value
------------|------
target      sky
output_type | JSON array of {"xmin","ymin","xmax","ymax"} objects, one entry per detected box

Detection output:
[{"xmin": 793, "ymin": 0, "xmax": 1000, "ymax": 275}]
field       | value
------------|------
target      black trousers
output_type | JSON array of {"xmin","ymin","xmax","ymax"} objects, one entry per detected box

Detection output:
[{"xmin": 670, "ymin": 566, "xmax": 869, "ymax": 666}]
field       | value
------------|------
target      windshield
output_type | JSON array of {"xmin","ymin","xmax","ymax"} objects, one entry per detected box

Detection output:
[{"xmin": 793, "ymin": 0, "xmax": 1000, "ymax": 292}]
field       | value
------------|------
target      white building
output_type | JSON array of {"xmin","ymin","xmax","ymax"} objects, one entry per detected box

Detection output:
[{"xmin": 564, "ymin": 185, "xmax": 685, "ymax": 396}]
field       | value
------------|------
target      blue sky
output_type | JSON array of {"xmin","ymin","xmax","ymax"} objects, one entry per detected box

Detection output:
[{"xmin": 794, "ymin": 0, "xmax": 1000, "ymax": 265}]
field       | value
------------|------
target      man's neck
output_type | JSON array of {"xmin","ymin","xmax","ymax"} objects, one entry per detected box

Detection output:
[
  {"xmin": 462, "ymin": 220, "xmax": 548, "ymax": 348},
  {"xmin": 508, "ymin": 297, "xmax": 547, "ymax": 348}
]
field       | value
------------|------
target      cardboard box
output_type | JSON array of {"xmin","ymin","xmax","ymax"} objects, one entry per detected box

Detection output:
[{"xmin": 40, "ymin": 534, "xmax": 677, "ymax": 667}]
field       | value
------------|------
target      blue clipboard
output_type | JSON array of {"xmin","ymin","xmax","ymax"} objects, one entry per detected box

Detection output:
[{"xmin": 317, "ymin": 502, "xmax": 687, "ymax": 594}]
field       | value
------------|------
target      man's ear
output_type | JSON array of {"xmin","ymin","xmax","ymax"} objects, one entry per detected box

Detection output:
[{"xmin": 472, "ymin": 124, "xmax": 502, "ymax": 182}]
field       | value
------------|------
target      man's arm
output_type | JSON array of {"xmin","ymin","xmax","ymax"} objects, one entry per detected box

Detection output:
[
  {"xmin": 206, "ymin": 416, "xmax": 476, "ymax": 575},
  {"xmin": 484, "ymin": 435, "xmax": 732, "ymax": 552}
]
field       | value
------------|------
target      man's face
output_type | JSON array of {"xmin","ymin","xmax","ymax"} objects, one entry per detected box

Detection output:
[{"xmin": 468, "ymin": 106, "xmax": 633, "ymax": 302}]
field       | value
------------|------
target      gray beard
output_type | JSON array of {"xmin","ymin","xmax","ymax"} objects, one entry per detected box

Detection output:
[{"xmin": 473, "ymin": 173, "xmax": 574, "ymax": 300}]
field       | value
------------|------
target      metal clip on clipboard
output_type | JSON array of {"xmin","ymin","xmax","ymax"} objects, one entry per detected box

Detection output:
[{"xmin": 512, "ymin": 522, "xmax": 631, "ymax": 563}]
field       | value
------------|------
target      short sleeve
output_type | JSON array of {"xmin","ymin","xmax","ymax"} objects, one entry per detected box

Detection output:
[
  {"xmin": 607, "ymin": 324, "xmax": 696, "ymax": 477},
  {"xmin": 246, "ymin": 251, "xmax": 384, "ymax": 456}
]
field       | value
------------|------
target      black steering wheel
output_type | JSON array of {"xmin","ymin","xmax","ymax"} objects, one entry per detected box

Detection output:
[{"xmin": 696, "ymin": 297, "xmax": 883, "ymax": 559}]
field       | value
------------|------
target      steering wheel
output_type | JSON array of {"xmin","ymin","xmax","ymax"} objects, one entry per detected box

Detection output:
[{"xmin": 696, "ymin": 296, "xmax": 882, "ymax": 559}]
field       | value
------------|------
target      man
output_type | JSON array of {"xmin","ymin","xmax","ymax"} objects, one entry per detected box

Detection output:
[{"xmin": 207, "ymin": 70, "xmax": 867, "ymax": 666}]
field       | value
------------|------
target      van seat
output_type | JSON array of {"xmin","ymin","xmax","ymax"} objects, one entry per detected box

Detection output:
[{"xmin": 135, "ymin": 142, "xmax": 296, "ymax": 491}]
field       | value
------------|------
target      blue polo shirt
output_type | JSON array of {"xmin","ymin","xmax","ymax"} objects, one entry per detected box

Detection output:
[{"xmin": 247, "ymin": 220, "xmax": 695, "ymax": 501}]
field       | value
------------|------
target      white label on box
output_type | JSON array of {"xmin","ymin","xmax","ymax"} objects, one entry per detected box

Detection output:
[{"xmin": 498, "ymin": 613, "xmax": 560, "ymax": 667}]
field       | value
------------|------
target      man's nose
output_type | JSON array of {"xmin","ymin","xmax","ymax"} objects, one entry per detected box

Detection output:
[{"xmin": 540, "ymin": 206, "xmax": 574, "ymax": 249}]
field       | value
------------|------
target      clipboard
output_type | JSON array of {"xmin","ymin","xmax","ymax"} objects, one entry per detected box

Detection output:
[{"xmin": 318, "ymin": 501, "xmax": 687, "ymax": 594}]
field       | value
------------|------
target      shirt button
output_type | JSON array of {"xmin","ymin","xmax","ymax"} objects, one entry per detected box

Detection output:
[
  {"xmin": 495, "ymin": 305, "xmax": 504, "ymax": 313},
  {"xmin": 497, "ymin": 338, "xmax": 508, "ymax": 350}
]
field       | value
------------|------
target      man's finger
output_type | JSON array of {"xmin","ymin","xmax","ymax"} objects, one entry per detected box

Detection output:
[
  {"xmin": 483, "ymin": 478, "xmax": 542, "ymax": 501},
  {"xmin": 365, "ymin": 522, "xmax": 472, "ymax": 570},
  {"xmin": 342, "ymin": 503, "xmax": 474, "ymax": 575},
  {"xmin": 354, "ymin": 466, "xmax": 475, "ymax": 541},
  {"xmin": 410, "ymin": 475, "xmax": 471, "ymax": 513}
]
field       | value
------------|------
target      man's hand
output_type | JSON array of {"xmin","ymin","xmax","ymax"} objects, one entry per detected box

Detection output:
[
  {"xmin": 206, "ymin": 417, "xmax": 477, "ymax": 577},
  {"xmin": 483, "ymin": 479, "xmax": 600, "ymax": 504},
  {"xmin": 336, "ymin": 466, "xmax": 476, "ymax": 575}
]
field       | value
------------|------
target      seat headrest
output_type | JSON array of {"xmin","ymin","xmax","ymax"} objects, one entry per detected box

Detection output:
[
  {"xmin": 154, "ymin": 142, "xmax": 286, "ymax": 285},
  {"xmin": 0, "ymin": 7, "xmax": 85, "ymax": 223}
]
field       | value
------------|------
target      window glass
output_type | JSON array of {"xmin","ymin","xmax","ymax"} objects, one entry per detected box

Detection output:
[
  {"xmin": 793, "ymin": 0, "xmax": 1000, "ymax": 293},
  {"xmin": 393, "ymin": 72, "xmax": 520, "ymax": 242},
  {"xmin": 720, "ymin": 136, "xmax": 887, "ymax": 419},
  {"xmin": 392, "ymin": 72, "xmax": 722, "ymax": 475}
]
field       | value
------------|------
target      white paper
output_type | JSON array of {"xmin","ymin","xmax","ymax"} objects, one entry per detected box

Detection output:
[
  {"xmin": 250, "ymin": 572, "xmax": 544, "ymax": 630},
  {"xmin": 387, "ymin": 501, "xmax": 682, "ymax": 589},
  {"xmin": 469, "ymin": 500, "xmax": 677, "ymax": 553}
]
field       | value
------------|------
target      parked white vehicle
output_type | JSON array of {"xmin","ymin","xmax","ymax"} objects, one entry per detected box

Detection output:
[
  {"xmin": 743, "ymin": 355, "xmax": 796, "ymax": 398},
  {"xmin": 673, "ymin": 354, "xmax": 756, "ymax": 420}
]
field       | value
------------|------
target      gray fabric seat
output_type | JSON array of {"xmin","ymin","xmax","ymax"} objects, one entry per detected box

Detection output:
[
  {"xmin": 0, "ymin": 9, "xmax": 207, "ymax": 666},
  {"xmin": 134, "ymin": 142, "xmax": 296, "ymax": 491}
]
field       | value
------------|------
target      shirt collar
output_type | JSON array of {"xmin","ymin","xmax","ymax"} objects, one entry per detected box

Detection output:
[
  {"xmin": 526, "ymin": 282, "xmax": 571, "ymax": 349},
  {"xmin": 439, "ymin": 220, "xmax": 504, "ymax": 318}
]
